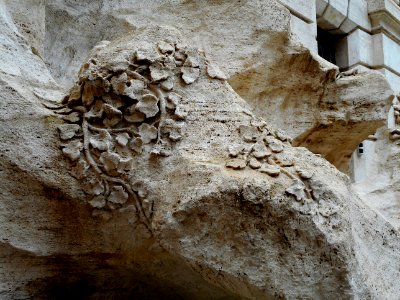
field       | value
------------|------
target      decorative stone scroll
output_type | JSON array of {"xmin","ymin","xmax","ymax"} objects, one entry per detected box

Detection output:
[{"xmin": 48, "ymin": 39, "xmax": 227, "ymax": 227}]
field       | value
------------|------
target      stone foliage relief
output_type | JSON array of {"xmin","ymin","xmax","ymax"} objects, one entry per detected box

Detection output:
[
  {"xmin": 225, "ymin": 120, "xmax": 339, "ymax": 218},
  {"xmin": 46, "ymin": 39, "xmax": 227, "ymax": 229}
]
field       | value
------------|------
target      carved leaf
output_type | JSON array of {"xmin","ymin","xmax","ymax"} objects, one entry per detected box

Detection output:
[
  {"xmin": 124, "ymin": 79, "xmax": 145, "ymax": 100},
  {"xmin": 264, "ymin": 136, "xmax": 284, "ymax": 153},
  {"xmin": 85, "ymin": 100, "xmax": 104, "ymax": 120},
  {"xmin": 166, "ymin": 93, "xmax": 181, "ymax": 109},
  {"xmin": 89, "ymin": 129, "xmax": 113, "ymax": 151},
  {"xmin": 181, "ymin": 67, "xmax": 200, "ymax": 84},
  {"xmin": 139, "ymin": 123, "xmax": 158, "ymax": 144},
  {"xmin": 286, "ymin": 179, "xmax": 307, "ymax": 201},
  {"xmin": 150, "ymin": 61, "xmax": 171, "ymax": 81},
  {"xmin": 259, "ymin": 164, "xmax": 280, "ymax": 177},
  {"xmin": 226, "ymin": 158, "xmax": 247, "ymax": 170},
  {"xmin": 99, "ymin": 151, "xmax": 121, "ymax": 172},
  {"xmin": 158, "ymin": 41, "xmax": 174, "ymax": 54},
  {"xmin": 108, "ymin": 186, "xmax": 128, "ymax": 204},
  {"xmin": 206, "ymin": 63, "xmax": 227, "ymax": 80},
  {"xmin": 251, "ymin": 142, "xmax": 271, "ymax": 159},
  {"xmin": 58, "ymin": 124, "xmax": 81, "ymax": 140},
  {"xmin": 115, "ymin": 133, "xmax": 130, "ymax": 147},
  {"xmin": 129, "ymin": 137, "xmax": 143, "ymax": 153},
  {"xmin": 136, "ymin": 94, "xmax": 159, "ymax": 118},
  {"xmin": 110, "ymin": 72, "xmax": 128, "ymax": 95},
  {"xmin": 71, "ymin": 158, "xmax": 89, "ymax": 179},
  {"xmin": 62, "ymin": 140, "xmax": 83, "ymax": 161},
  {"xmin": 89, "ymin": 195, "xmax": 106, "ymax": 208},
  {"xmin": 125, "ymin": 104, "xmax": 146, "ymax": 123}
]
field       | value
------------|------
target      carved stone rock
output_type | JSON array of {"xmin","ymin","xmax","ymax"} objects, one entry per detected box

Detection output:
[{"xmin": 1, "ymin": 3, "xmax": 400, "ymax": 300}]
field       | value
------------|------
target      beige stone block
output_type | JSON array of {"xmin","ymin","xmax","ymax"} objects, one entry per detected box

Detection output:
[
  {"xmin": 377, "ymin": 68, "xmax": 400, "ymax": 94},
  {"xmin": 290, "ymin": 14, "xmax": 317, "ymax": 52},
  {"xmin": 317, "ymin": 0, "xmax": 348, "ymax": 30},
  {"xmin": 373, "ymin": 33, "xmax": 400, "ymax": 74},
  {"xmin": 335, "ymin": 29, "xmax": 374, "ymax": 68},
  {"xmin": 340, "ymin": 0, "xmax": 371, "ymax": 32},
  {"xmin": 278, "ymin": 0, "xmax": 316, "ymax": 23},
  {"xmin": 316, "ymin": 0, "xmax": 329, "ymax": 17}
]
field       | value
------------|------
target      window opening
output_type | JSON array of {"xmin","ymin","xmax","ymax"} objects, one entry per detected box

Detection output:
[
  {"xmin": 357, "ymin": 143, "xmax": 364, "ymax": 155},
  {"xmin": 317, "ymin": 27, "xmax": 343, "ymax": 65}
]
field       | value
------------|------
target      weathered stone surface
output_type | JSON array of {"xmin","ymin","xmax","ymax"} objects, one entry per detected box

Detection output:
[
  {"xmin": 231, "ymin": 49, "xmax": 393, "ymax": 173},
  {"xmin": 1, "ymin": 1, "xmax": 400, "ymax": 299}
]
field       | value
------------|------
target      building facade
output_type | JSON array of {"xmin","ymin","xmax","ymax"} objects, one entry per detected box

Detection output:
[{"xmin": 280, "ymin": 0, "xmax": 400, "ymax": 182}]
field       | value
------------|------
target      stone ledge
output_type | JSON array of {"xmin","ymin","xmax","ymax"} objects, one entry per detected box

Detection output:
[
  {"xmin": 369, "ymin": 0, "xmax": 400, "ymax": 43},
  {"xmin": 278, "ymin": 0, "xmax": 316, "ymax": 23},
  {"xmin": 317, "ymin": 0, "xmax": 371, "ymax": 33}
]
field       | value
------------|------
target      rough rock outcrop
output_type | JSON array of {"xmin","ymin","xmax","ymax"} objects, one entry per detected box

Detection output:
[
  {"xmin": 231, "ymin": 50, "xmax": 393, "ymax": 173},
  {"xmin": 1, "ymin": 1, "xmax": 400, "ymax": 299},
  {"xmin": 43, "ymin": 0, "xmax": 392, "ymax": 172}
]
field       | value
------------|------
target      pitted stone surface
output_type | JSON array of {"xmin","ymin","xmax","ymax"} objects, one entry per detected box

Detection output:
[{"xmin": 1, "ymin": 1, "xmax": 400, "ymax": 300}]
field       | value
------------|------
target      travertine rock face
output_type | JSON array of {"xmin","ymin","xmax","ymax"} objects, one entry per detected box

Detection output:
[
  {"xmin": 50, "ymin": 27, "xmax": 356, "ymax": 298},
  {"xmin": 293, "ymin": 66, "xmax": 393, "ymax": 172},
  {"xmin": 231, "ymin": 50, "xmax": 393, "ymax": 173},
  {"xmin": 1, "ymin": 1, "xmax": 400, "ymax": 299},
  {"xmin": 43, "ymin": 0, "xmax": 391, "ymax": 172}
]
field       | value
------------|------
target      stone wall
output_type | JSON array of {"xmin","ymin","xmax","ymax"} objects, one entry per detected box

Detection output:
[{"xmin": 1, "ymin": 0, "xmax": 400, "ymax": 299}]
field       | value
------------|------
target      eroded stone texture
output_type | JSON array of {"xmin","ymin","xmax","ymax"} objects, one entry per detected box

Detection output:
[
  {"xmin": 49, "ymin": 27, "xmax": 400, "ymax": 299},
  {"xmin": 1, "ymin": 1, "xmax": 400, "ymax": 300},
  {"xmin": 231, "ymin": 49, "xmax": 393, "ymax": 173},
  {"xmin": 41, "ymin": 0, "xmax": 395, "ymax": 173}
]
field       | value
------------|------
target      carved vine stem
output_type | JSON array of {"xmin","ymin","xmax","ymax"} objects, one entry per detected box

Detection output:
[
  {"xmin": 150, "ymin": 84, "xmax": 167, "ymax": 144},
  {"xmin": 269, "ymin": 157, "xmax": 313, "ymax": 200},
  {"xmin": 88, "ymin": 123, "xmax": 140, "ymax": 135},
  {"xmin": 268, "ymin": 157, "xmax": 295, "ymax": 179},
  {"xmin": 82, "ymin": 119, "xmax": 151, "ymax": 230}
]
